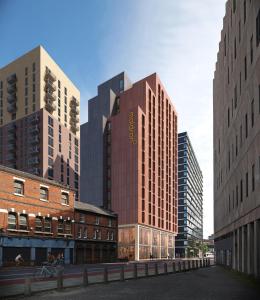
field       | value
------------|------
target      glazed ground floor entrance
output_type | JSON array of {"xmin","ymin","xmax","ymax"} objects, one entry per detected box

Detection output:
[{"xmin": 75, "ymin": 241, "xmax": 117, "ymax": 264}]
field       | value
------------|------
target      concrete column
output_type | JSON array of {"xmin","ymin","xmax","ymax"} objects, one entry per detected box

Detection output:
[
  {"xmin": 241, "ymin": 226, "xmax": 247, "ymax": 273},
  {"xmin": 30, "ymin": 247, "xmax": 35, "ymax": 262},
  {"xmin": 0, "ymin": 246, "xmax": 3, "ymax": 267},
  {"xmin": 254, "ymin": 220, "xmax": 259, "ymax": 277},
  {"xmin": 247, "ymin": 223, "xmax": 253, "ymax": 275}
]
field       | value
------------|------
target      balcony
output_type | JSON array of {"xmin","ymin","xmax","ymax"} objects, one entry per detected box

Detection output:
[
  {"xmin": 70, "ymin": 97, "xmax": 79, "ymax": 107},
  {"xmin": 7, "ymin": 134, "xmax": 16, "ymax": 144},
  {"xmin": 45, "ymin": 68, "xmax": 57, "ymax": 82},
  {"xmin": 30, "ymin": 136, "xmax": 39, "ymax": 145},
  {"xmin": 45, "ymin": 100, "xmax": 56, "ymax": 113},
  {"xmin": 7, "ymin": 74, "xmax": 17, "ymax": 84},
  {"xmin": 7, "ymin": 85, "xmax": 17, "ymax": 95},
  {"xmin": 28, "ymin": 157, "xmax": 39, "ymax": 165},
  {"xmin": 30, "ymin": 146, "xmax": 39, "ymax": 155},
  {"xmin": 7, "ymin": 143, "xmax": 16, "ymax": 152},
  {"xmin": 70, "ymin": 107, "xmax": 79, "ymax": 116},
  {"xmin": 7, "ymin": 103, "xmax": 17, "ymax": 113},
  {"xmin": 7, "ymin": 123, "xmax": 16, "ymax": 133},
  {"xmin": 70, "ymin": 124, "xmax": 79, "ymax": 133},
  {"xmin": 45, "ymin": 92, "xmax": 56, "ymax": 102},
  {"xmin": 30, "ymin": 115, "xmax": 39, "ymax": 124},
  {"xmin": 6, "ymin": 153, "xmax": 16, "ymax": 162},
  {"xmin": 29, "ymin": 168, "xmax": 40, "ymax": 175},
  {"xmin": 44, "ymin": 80, "xmax": 56, "ymax": 92},
  {"xmin": 7, "ymin": 94, "xmax": 17, "ymax": 104},
  {"xmin": 70, "ymin": 116, "xmax": 79, "ymax": 124},
  {"xmin": 30, "ymin": 125, "xmax": 39, "ymax": 135}
]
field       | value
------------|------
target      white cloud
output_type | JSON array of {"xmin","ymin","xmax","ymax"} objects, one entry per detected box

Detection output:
[{"xmin": 97, "ymin": 0, "xmax": 226, "ymax": 237}]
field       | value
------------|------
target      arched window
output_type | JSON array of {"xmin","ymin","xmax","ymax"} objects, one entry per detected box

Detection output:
[
  {"xmin": 8, "ymin": 212, "xmax": 16, "ymax": 230},
  {"xmin": 35, "ymin": 216, "xmax": 43, "ymax": 232},
  {"xmin": 19, "ymin": 214, "xmax": 28, "ymax": 230}
]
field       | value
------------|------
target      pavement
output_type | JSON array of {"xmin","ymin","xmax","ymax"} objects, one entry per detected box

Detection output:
[{"xmin": 15, "ymin": 266, "xmax": 260, "ymax": 300}]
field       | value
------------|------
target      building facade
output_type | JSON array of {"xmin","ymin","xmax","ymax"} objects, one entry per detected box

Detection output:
[
  {"xmin": 175, "ymin": 132, "xmax": 203, "ymax": 258},
  {"xmin": 213, "ymin": 0, "xmax": 260, "ymax": 277},
  {"xmin": 0, "ymin": 46, "xmax": 80, "ymax": 200},
  {"xmin": 0, "ymin": 165, "xmax": 75, "ymax": 266},
  {"xmin": 74, "ymin": 201, "xmax": 117, "ymax": 264},
  {"xmin": 81, "ymin": 72, "xmax": 178, "ymax": 260}
]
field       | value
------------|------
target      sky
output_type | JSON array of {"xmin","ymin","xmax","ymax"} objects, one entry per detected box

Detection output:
[{"xmin": 0, "ymin": 0, "xmax": 226, "ymax": 238}]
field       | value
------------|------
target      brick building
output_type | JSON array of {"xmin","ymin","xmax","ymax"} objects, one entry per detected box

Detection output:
[
  {"xmin": 0, "ymin": 165, "xmax": 75, "ymax": 266},
  {"xmin": 74, "ymin": 201, "xmax": 117, "ymax": 264}
]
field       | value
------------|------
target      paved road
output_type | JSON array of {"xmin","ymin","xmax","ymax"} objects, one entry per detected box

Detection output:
[{"xmin": 23, "ymin": 266, "xmax": 259, "ymax": 300}]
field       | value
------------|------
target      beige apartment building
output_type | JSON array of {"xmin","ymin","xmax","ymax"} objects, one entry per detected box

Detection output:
[
  {"xmin": 214, "ymin": 0, "xmax": 260, "ymax": 277},
  {"xmin": 0, "ymin": 46, "xmax": 80, "ymax": 199}
]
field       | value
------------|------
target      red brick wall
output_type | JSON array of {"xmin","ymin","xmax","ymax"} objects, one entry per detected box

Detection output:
[{"xmin": 0, "ymin": 168, "xmax": 74, "ymax": 238}]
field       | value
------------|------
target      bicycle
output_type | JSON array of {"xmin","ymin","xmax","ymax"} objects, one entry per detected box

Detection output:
[{"xmin": 33, "ymin": 263, "xmax": 60, "ymax": 281}]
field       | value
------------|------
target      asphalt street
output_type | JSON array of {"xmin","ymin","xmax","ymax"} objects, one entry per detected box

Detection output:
[{"xmin": 23, "ymin": 266, "xmax": 260, "ymax": 300}]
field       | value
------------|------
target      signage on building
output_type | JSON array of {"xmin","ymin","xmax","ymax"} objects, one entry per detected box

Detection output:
[{"xmin": 129, "ymin": 112, "xmax": 136, "ymax": 145}]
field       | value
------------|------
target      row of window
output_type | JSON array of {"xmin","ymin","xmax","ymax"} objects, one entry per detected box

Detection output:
[
  {"xmin": 77, "ymin": 227, "xmax": 114, "ymax": 241},
  {"xmin": 13, "ymin": 178, "xmax": 69, "ymax": 205},
  {"xmin": 8, "ymin": 212, "xmax": 71, "ymax": 234}
]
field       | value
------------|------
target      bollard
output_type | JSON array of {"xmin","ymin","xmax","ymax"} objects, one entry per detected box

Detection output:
[
  {"xmin": 155, "ymin": 262, "xmax": 158, "ymax": 276},
  {"xmin": 208, "ymin": 259, "xmax": 210, "ymax": 267},
  {"xmin": 178, "ymin": 261, "xmax": 181, "ymax": 272},
  {"xmin": 191, "ymin": 260, "xmax": 194, "ymax": 269},
  {"xmin": 104, "ymin": 266, "xmax": 109, "ymax": 283},
  {"xmin": 24, "ymin": 277, "xmax": 31, "ymax": 296},
  {"xmin": 57, "ymin": 268, "xmax": 63, "ymax": 291},
  {"xmin": 172, "ymin": 261, "xmax": 176, "ymax": 273},
  {"xmin": 197, "ymin": 260, "xmax": 199, "ymax": 269},
  {"xmin": 200, "ymin": 259, "xmax": 203, "ymax": 268},
  {"xmin": 83, "ymin": 267, "xmax": 88, "ymax": 286},
  {"xmin": 133, "ymin": 263, "xmax": 138, "ymax": 279},
  {"xmin": 164, "ymin": 262, "xmax": 168, "ymax": 274},
  {"xmin": 145, "ymin": 263, "xmax": 149, "ymax": 277},
  {"xmin": 120, "ymin": 265, "xmax": 125, "ymax": 281}
]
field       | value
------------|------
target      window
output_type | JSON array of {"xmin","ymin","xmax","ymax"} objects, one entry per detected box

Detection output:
[
  {"xmin": 77, "ymin": 227, "xmax": 82, "ymax": 238},
  {"xmin": 251, "ymin": 99, "xmax": 254, "ymax": 127},
  {"xmin": 40, "ymin": 187, "xmax": 48, "ymax": 200},
  {"xmin": 58, "ymin": 219, "xmax": 64, "ymax": 233},
  {"xmin": 108, "ymin": 219, "xmax": 112, "ymax": 227},
  {"xmin": 243, "ymin": 0, "xmax": 246, "ymax": 24},
  {"xmin": 119, "ymin": 79, "xmax": 124, "ymax": 92},
  {"xmin": 61, "ymin": 192, "xmax": 69, "ymax": 205},
  {"xmin": 240, "ymin": 179, "xmax": 243, "ymax": 202},
  {"xmin": 35, "ymin": 216, "xmax": 43, "ymax": 231},
  {"xmin": 48, "ymin": 146, "xmax": 53, "ymax": 157},
  {"xmin": 244, "ymin": 56, "xmax": 247, "ymax": 80},
  {"xmin": 257, "ymin": 9, "xmax": 260, "ymax": 47},
  {"xmin": 250, "ymin": 35, "xmax": 253, "ymax": 64},
  {"xmin": 245, "ymin": 114, "xmax": 248, "ymax": 138},
  {"xmin": 48, "ymin": 136, "xmax": 53, "ymax": 147},
  {"xmin": 14, "ymin": 180, "xmax": 24, "ymax": 195},
  {"xmin": 110, "ymin": 231, "xmax": 114, "ymax": 241},
  {"xmin": 252, "ymin": 164, "xmax": 255, "ymax": 192},
  {"xmin": 65, "ymin": 221, "xmax": 71, "ymax": 235},
  {"xmin": 246, "ymin": 172, "xmax": 248, "ymax": 197},
  {"xmin": 44, "ymin": 218, "xmax": 51, "ymax": 232},
  {"xmin": 79, "ymin": 214, "xmax": 85, "ymax": 223},
  {"xmin": 48, "ymin": 116, "xmax": 53, "ymax": 126},
  {"xmin": 19, "ymin": 214, "xmax": 28, "ymax": 230},
  {"xmin": 95, "ymin": 216, "xmax": 100, "ymax": 225},
  {"xmin": 8, "ymin": 212, "xmax": 16, "ymax": 229},
  {"xmin": 48, "ymin": 126, "xmax": 53, "ymax": 137}
]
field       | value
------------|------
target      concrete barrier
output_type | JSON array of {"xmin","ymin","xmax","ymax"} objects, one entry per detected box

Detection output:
[
  {"xmin": 164, "ymin": 262, "xmax": 168, "ymax": 274},
  {"xmin": 120, "ymin": 265, "xmax": 125, "ymax": 281},
  {"xmin": 57, "ymin": 268, "xmax": 63, "ymax": 291},
  {"xmin": 83, "ymin": 267, "xmax": 88, "ymax": 286},
  {"xmin": 24, "ymin": 277, "xmax": 31, "ymax": 296},
  {"xmin": 155, "ymin": 262, "xmax": 158, "ymax": 275},
  {"xmin": 172, "ymin": 261, "xmax": 176, "ymax": 273},
  {"xmin": 145, "ymin": 263, "xmax": 149, "ymax": 277},
  {"xmin": 104, "ymin": 267, "xmax": 108, "ymax": 283}
]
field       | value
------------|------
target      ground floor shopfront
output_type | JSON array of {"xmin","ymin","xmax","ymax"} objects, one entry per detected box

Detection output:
[
  {"xmin": 75, "ymin": 241, "xmax": 117, "ymax": 264},
  {"xmin": 118, "ymin": 224, "xmax": 176, "ymax": 261},
  {"xmin": 0, "ymin": 236, "xmax": 74, "ymax": 266}
]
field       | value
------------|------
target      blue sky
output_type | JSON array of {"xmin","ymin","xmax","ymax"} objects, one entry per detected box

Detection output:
[{"xmin": 0, "ymin": 0, "xmax": 226, "ymax": 237}]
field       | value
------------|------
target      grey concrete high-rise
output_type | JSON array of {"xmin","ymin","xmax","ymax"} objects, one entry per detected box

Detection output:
[
  {"xmin": 213, "ymin": 0, "xmax": 260, "ymax": 277},
  {"xmin": 176, "ymin": 132, "xmax": 203, "ymax": 258},
  {"xmin": 80, "ymin": 72, "xmax": 132, "ymax": 207}
]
